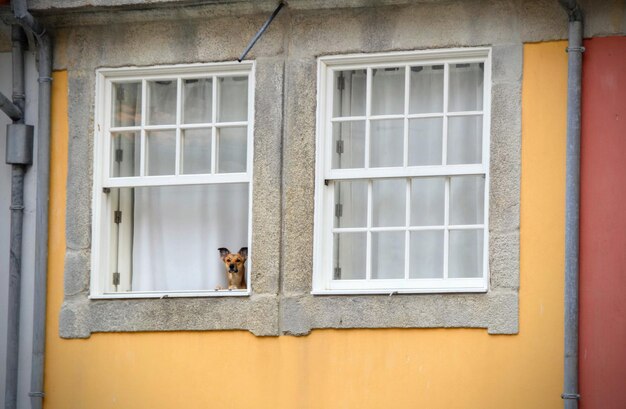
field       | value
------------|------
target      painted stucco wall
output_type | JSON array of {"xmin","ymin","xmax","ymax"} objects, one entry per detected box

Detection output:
[
  {"xmin": 42, "ymin": 41, "xmax": 567, "ymax": 408},
  {"xmin": 579, "ymin": 36, "xmax": 626, "ymax": 409}
]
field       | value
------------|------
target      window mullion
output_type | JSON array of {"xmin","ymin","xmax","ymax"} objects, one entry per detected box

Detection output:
[
  {"xmin": 403, "ymin": 65, "xmax": 410, "ymax": 168},
  {"xmin": 442, "ymin": 63, "xmax": 449, "ymax": 166},
  {"xmin": 211, "ymin": 75, "xmax": 218, "ymax": 174},
  {"xmin": 443, "ymin": 176, "xmax": 450, "ymax": 280},
  {"xmin": 404, "ymin": 177, "xmax": 410, "ymax": 280},
  {"xmin": 365, "ymin": 67, "xmax": 372, "ymax": 169},
  {"xmin": 140, "ymin": 79, "xmax": 147, "ymax": 176},
  {"xmin": 366, "ymin": 179, "xmax": 372, "ymax": 281},
  {"xmin": 175, "ymin": 77, "xmax": 182, "ymax": 175}
]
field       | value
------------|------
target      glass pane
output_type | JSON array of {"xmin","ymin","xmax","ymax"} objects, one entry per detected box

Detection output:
[
  {"xmin": 112, "ymin": 82, "xmax": 141, "ymax": 127},
  {"xmin": 372, "ymin": 179, "xmax": 405, "ymax": 227},
  {"xmin": 147, "ymin": 80, "xmax": 177, "ymax": 125},
  {"xmin": 409, "ymin": 65, "xmax": 444, "ymax": 114},
  {"xmin": 371, "ymin": 67, "xmax": 405, "ymax": 115},
  {"xmin": 334, "ymin": 181, "xmax": 367, "ymax": 228},
  {"xmin": 217, "ymin": 127, "xmax": 247, "ymax": 173},
  {"xmin": 450, "ymin": 175, "xmax": 485, "ymax": 225},
  {"xmin": 410, "ymin": 230, "xmax": 444, "ymax": 278},
  {"xmin": 182, "ymin": 128, "xmax": 211, "ymax": 175},
  {"xmin": 333, "ymin": 69, "xmax": 366, "ymax": 118},
  {"xmin": 447, "ymin": 116, "xmax": 482, "ymax": 165},
  {"xmin": 332, "ymin": 121, "xmax": 365, "ymax": 169},
  {"xmin": 111, "ymin": 183, "xmax": 249, "ymax": 292},
  {"xmin": 183, "ymin": 78, "xmax": 212, "ymax": 124},
  {"xmin": 370, "ymin": 119, "xmax": 403, "ymax": 168},
  {"xmin": 371, "ymin": 231, "xmax": 405, "ymax": 279},
  {"xmin": 110, "ymin": 132, "xmax": 140, "ymax": 177},
  {"xmin": 448, "ymin": 63, "xmax": 484, "ymax": 112},
  {"xmin": 448, "ymin": 229, "xmax": 484, "ymax": 278},
  {"xmin": 411, "ymin": 177, "xmax": 445, "ymax": 226},
  {"xmin": 146, "ymin": 130, "xmax": 176, "ymax": 176},
  {"xmin": 218, "ymin": 76, "xmax": 248, "ymax": 122},
  {"xmin": 333, "ymin": 232, "xmax": 366, "ymax": 280},
  {"xmin": 408, "ymin": 118, "xmax": 443, "ymax": 166}
]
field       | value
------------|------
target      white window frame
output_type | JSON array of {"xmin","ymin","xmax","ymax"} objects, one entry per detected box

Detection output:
[
  {"xmin": 312, "ymin": 48, "xmax": 491, "ymax": 295},
  {"xmin": 90, "ymin": 61, "xmax": 255, "ymax": 299}
]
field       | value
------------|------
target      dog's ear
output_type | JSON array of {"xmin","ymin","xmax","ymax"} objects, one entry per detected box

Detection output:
[
  {"xmin": 218, "ymin": 248, "xmax": 230, "ymax": 260},
  {"xmin": 238, "ymin": 247, "xmax": 248, "ymax": 260}
]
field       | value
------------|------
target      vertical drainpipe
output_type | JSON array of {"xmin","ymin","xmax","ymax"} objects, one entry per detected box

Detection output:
[
  {"xmin": 11, "ymin": 1, "xmax": 53, "ymax": 408},
  {"xmin": 3, "ymin": 24, "xmax": 29, "ymax": 409},
  {"xmin": 558, "ymin": 1, "xmax": 583, "ymax": 408}
]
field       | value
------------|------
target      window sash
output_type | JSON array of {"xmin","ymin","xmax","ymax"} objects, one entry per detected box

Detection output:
[
  {"xmin": 313, "ymin": 49, "xmax": 491, "ymax": 294},
  {"xmin": 91, "ymin": 62, "xmax": 255, "ymax": 298}
]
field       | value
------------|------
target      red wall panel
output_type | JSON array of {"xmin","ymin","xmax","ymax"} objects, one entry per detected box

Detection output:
[{"xmin": 579, "ymin": 36, "xmax": 626, "ymax": 409}]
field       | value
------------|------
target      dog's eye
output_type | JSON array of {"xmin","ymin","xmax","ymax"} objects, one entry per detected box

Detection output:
[{"xmin": 226, "ymin": 258, "xmax": 231, "ymax": 263}]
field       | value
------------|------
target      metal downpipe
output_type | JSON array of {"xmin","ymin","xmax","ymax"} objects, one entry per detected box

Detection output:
[
  {"xmin": 11, "ymin": 0, "xmax": 52, "ymax": 407},
  {"xmin": 559, "ymin": 1, "xmax": 583, "ymax": 408},
  {"xmin": 3, "ymin": 24, "xmax": 27, "ymax": 409}
]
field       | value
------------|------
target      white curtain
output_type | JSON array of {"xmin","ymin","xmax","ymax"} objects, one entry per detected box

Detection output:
[
  {"xmin": 112, "ymin": 79, "xmax": 249, "ymax": 292},
  {"xmin": 334, "ymin": 64, "xmax": 485, "ymax": 280}
]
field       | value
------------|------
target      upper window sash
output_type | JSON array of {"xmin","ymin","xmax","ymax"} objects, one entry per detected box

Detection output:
[{"xmin": 96, "ymin": 62, "xmax": 255, "ymax": 189}]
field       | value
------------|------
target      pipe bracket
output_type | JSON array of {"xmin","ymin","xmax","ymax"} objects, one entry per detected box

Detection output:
[
  {"xmin": 561, "ymin": 393, "xmax": 581, "ymax": 400},
  {"xmin": 566, "ymin": 46, "xmax": 585, "ymax": 53}
]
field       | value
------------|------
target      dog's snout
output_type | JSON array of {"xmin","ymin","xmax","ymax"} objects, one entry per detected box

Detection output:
[{"xmin": 229, "ymin": 264, "xmax": 235, "ymax": 270}]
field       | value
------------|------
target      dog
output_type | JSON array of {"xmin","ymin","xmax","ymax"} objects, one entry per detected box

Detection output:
[{"xmin": 217, "ymin": 247, "xmax": 248, "ymax": 290}]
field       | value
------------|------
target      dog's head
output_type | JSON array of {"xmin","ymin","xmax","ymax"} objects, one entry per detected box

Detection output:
[{"xmin": 218, "ymin": 247, "xmax": 248, "ymax": 273}]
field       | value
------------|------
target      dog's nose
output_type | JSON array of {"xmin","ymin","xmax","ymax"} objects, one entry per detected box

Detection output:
[{"xmin": 229, "ymin": 264, "xmax": 235, "ymax": 270}]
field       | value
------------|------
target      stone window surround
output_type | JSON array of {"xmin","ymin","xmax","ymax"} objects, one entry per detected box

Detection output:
[{"xmin": 60, "ymin": 44, "xmax": 520, "ymax": 339}]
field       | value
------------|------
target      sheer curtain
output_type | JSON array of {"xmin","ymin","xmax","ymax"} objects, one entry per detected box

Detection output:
[
  {"xmin": 333, "ymin": 63, "xmax": 484, "ymax": 280},
  {"xmin": 113, "ymin": 79, "xmax": 249, "ymax": 292}
]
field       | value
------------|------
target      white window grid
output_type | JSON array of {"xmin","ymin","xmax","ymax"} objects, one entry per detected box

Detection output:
[
  {"xmin": 90, "ymin": 62, "xmax": 255, "ymax": 298},
  {"xmin": 313, "ymin": 49, "xmax": 491, "ymax": 294}
]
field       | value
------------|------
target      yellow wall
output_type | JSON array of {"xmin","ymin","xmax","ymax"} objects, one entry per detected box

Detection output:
[{"xmin": 44, "ymin": 42, "xmax": 567, "ymax": 409}]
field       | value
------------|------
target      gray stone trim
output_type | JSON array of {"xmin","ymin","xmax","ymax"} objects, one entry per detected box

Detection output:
[{"xmin": 57, "ymin": 4, "xmax": 524, "ymax": 338}]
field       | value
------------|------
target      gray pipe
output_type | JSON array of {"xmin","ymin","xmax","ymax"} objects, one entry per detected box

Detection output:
[
  {"xmin": 3, "ymin": 24, "xmax": 27, "ymax": 409},
  {"xmin": 0, "ymin": 92, "xmax": 22, "ymax": 121},
  {"xmin": 559, "ymin": 1, "xmax": 583, "ymax": 408},
  {"xmin": 11, "ymin": 1, "xmax": 53, "ymax": 408}
]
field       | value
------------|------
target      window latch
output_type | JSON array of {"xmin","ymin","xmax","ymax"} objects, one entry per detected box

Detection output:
[
  {"xmin": 335, "ymin": 203, "xmax": 343, "ymax": 218},
  {"xmin": 112, "ymin": 272, "xmax": 120, "ymax": 286},
  {"xmin": 114, "ymin": 210, "xmax": 122, "ymax": 224},
  {"xmin": 336, "ymin": 140, "xmax": 344, "ymax": 155}
]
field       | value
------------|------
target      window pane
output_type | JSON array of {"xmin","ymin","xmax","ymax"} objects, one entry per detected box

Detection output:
[
  {"xmin": 217, "ymin": 127, "xmax": 247, "ymax": 173},
  {"xmin": 448, "ymin": 229, "xmax": 484, "ymax": 278},
  {"xmin": 333, "ymin": 69, "xmax": 366, "ymax": 118},
  {"xmin": 372, "ymin": 178, "xmax": 405, "ymax": 227},
  {"xmin": 147, "ymin": 80, "xmax": 177, "ymax": 125},
  {"xmin": 408, "ymin": 118, "xmax": 443, "ymax": 166},
  {"xmin": 370, "ymin": 119, "xmax": 403, "ymax": 168},
  {"xmin": 146, "ymin": 130, "xmax": 176, "ymax": 176},
  {"xmin": 334, "ymin": 181, "xmax": 367, "ymax": 228},
  {"xmin": 410, "ymin": 230, "xmax": 444, "ymax": 278},
  {"xmin": 111, "ymin": 82, "xmax": 141, "ymax": 127},
  {"xmin": 409, "ymin": 65, "xmax": 444, "ymax": 114},
  {"xmin": 371, "ymin": 67, "xmax": 405, "ymax": 115},
  {"xmin": 332, "ymin": 121, "xmax": 365, "ymax": 169},
  {"xmin": 448, "ymin": 63, "xmax": 484, "ymax": 112},
  {"xmin": 333, "ymin": 232, "xmax": 366, "ymax": 280},
  {"xmin": 183, "ymin": 78, "xmax": 212, "ymax": 124},
  {"xmin": 411, "ymin": 177, "xmax": 445, "ymax": 226},
  {"xmin": 447, "ymin": 116, "xmax": 482, "ymax": 165},
  {"xmin": 182, "ymin": 128, "xmax": 211, "ymax": 175},
  {"xmin": 110, "ymin": 183, "xmax": 249, "ymax": 292},
  {"xmin": 450, "ymin": 175, "xmax": 485, "ymax": 225},
  {"xmin": 218, "ymin": 76, "xmax": 248, "ymax": 122},
  {"xmin": 371, "ymin": 231, "xmax": 405, "ymax": 279},
  {"xmin": 110, "ymin": 132, "xmax": 140, "ymax": 177}
]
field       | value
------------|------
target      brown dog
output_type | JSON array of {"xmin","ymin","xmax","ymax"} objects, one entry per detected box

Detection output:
[{"xmin": 217, "ymin": 247, "xmax": 248, "ymax": 290}]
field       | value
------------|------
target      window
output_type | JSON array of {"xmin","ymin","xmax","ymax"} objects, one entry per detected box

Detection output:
[
  {"xmin": 91, "ymin": 62, "xmax": 254, "ymax": 298},
  {"xmin": 313, "ymin": 49, "xmax": 491, "ymax": 294}
]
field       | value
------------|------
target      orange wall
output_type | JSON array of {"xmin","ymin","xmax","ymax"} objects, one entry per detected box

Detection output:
[{"xmin": 43, "ymin": 41, "xmax": 567, "ymax": 409}]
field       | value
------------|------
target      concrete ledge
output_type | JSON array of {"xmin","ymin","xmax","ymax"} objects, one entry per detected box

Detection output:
[
  {"xmin": 280, "ymin": 290, "xmax": 519, "ymax": 336},
  {"xmin": 59, "ymin": 294, "xmax": 280, "ymax": 338}
]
